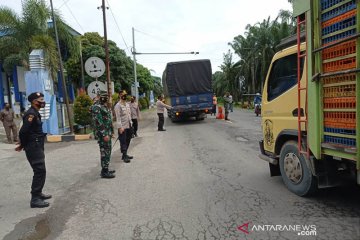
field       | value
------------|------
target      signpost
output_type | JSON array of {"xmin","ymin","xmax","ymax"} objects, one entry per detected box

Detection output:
[{"xmin": 85, "ymin": 57, "xmax": 107, "ymax": 100}]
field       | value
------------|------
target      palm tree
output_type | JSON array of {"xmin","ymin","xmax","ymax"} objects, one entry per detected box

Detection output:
[{"xmin": 0, "ymin": 0, "xmax": 79, "ymax": 80}]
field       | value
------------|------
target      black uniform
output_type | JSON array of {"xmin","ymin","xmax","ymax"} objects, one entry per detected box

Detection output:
[{"xmin": 19, "ymin": 106, "xmax": 47, "ymax": 198}]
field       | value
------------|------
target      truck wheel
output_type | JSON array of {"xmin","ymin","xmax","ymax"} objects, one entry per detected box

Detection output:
[{"xmin": 279, "ymin": 141, "xmax": 317, "ymax": 196}]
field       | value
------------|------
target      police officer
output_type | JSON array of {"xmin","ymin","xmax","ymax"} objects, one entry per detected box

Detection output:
[
  {"xmin": 15, "ymin": 92, "xmax": 51, "ymax": 208},
  {"xmin": 156, "ymin": 95, "xmax": 172, "ymax": 131},
  {"xmin": 130, "ymin": 96, "xmax": 140, "ymax": 137},
  {"xmin": 114, "ymin": 90, "xmax": 133, "ymax": 163},
  {"xmin": 90, "ymin": 91, "xmax": 115, "ymax": 178},
  {"xmin": 0, "ymin": 103, "xmax": 18, "ymax": 143}
]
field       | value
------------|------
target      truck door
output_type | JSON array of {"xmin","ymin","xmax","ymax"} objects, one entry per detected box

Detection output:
[{"xmin": 262, "ymin": 48, "xmax": 305, "ymax": 154}]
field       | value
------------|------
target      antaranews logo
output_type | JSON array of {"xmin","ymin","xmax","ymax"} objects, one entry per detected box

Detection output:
[{"xmin": 237, "ymin": 222, "xmax": 317, "ymax": 236}]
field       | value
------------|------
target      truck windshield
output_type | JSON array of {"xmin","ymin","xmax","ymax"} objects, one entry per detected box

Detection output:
[{"xmin": 267, "ymin": 53, "xmax": 304, "ymax": 101}]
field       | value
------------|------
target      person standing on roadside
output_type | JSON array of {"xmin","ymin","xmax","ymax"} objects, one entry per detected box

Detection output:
[
  {"xmin": 156, "ymin": 95, "xmax": 172, "ymax": 131},
  {"xmin": 223, "ymin": 92, "xmax": 232, "ymax": 121},
  {"xmin": 15, "ymin": 92, "xmax": 51, "ymax": 208},
  {"xmin": 211, "ymin": 93, "xmax": 217, "ymax": 116},
  {"xmin": 114, "ymin": 90, "xmax": 133, "ymax": 163},
  {"xmin": 0, "ymin": 103, "xmax": 18, "ymax": 144},
  {"xmin": 229, "ymin": 93, "xmax": 234, "ymax": 112},
  {"xmin": 130, "ymin": 96, "xmax": 140, "ymax": 137},
  {"xmin": 91, "ymin": 91, "xmax": 115, "ymax": 178}
]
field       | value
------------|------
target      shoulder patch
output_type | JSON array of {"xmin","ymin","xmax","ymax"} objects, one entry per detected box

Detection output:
[{"xmin": 28, "ymin": 115, "xmax": 34, "ymax": 122}]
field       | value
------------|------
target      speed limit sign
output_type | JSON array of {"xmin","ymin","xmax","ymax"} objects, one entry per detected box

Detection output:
[{"xmin": 87, "ymin": 81, "xmax": 106, "ymax": 99}]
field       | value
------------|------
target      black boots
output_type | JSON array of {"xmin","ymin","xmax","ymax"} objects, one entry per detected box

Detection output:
[
  {"xmin": 40, "ymin": 193, "xmax": 52, "ymax": 200},
  {"xmin": 101, "ymin": 168, "xmax": 115, "ymax": 178},
  {"xmin": 122, "ymin": 154, "xmax": 131, "ymax": 163},
  {"xmin": 30, "ymin": 196, "xmax": 50, "ymax": 208}
]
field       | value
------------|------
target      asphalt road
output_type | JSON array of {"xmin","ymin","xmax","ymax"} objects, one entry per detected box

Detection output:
[{"xmin": 1, "ymin": 108, "xmax": 359, "ymax": 240}]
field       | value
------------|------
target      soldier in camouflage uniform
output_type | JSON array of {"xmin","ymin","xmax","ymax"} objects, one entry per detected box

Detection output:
[{"xmin": 90, "ymin": 91, "xmax": 115, "ymax": 178}]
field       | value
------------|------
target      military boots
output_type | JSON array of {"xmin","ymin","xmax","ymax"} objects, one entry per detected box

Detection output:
[
  {"xmin": 30, "ymin": 196, "xmax": 50, "ymax": 208},
  {"xmin": 101, "ymin": 168, "xmax": 115, "ymax": 178}
]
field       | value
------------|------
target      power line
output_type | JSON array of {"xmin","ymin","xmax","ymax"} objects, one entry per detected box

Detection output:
[
  {"xmin": 134, "ymin": 28, "xmax": 186, "ymax": 49},
  {"xmin": 57, "ymin": 0, "xmax": 71, "ymax": 9},
  {"xmin": 106, "ymin": 0, "xmax": 131, "ymax": 55},
  {"xmin": 62, "ymin": 0, "xmax": 85, "ymax": 33}
]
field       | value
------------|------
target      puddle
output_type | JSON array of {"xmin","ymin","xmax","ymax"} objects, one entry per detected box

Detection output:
[{"xmin": 24, "ymin": 218, "xmax": 51, "ymax": 240}]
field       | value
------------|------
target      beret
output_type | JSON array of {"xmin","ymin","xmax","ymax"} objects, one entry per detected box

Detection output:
[
  {"xmin": 119, "ymin": 90, "xmax": 127, "ymax": 95},
  {"xmin": 28, "ymin": 92, "xmax": 44, "ymax": 102},
  {"xmin": 99, "ymin": 90, "xmax": 108, "ymax": 97}
]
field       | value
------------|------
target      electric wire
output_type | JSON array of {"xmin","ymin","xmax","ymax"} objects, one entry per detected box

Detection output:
[
  {"xmin": 62, "ymin": 0, "xmax": 85, "ymax": 33},
  {"xmin": 106, "ymin": 0, "xmax": 131, "ymax": 56}
]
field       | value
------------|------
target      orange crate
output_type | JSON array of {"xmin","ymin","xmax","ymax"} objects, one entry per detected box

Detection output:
[
  {"xmin": 324, "ymin": 112, "xmax": 356, "ymax": 124},
  {"xmin": 323, "ymin": 97, "xmax": 356, "ymax": 109},
  {"xmin": 322, "ymin": 40, "xmax": 356, "ymax": 60},
  {"xmin": 323, "ymin": 57, "xmax": 356, "ymax": 73},
  {"xmin": 323, "ymin": 84, "xmax": 356, "ymax": 97},
  {"xmin": 322, "ymin": 9, "xmax": 357, "ymax": 28},
  {"xmin": 324, "ymin": 122, "xmax": 356, "ymax": 129},
  {"xmin": 322, "ymin": 73, "xmax": 356, "ymax": 85}
]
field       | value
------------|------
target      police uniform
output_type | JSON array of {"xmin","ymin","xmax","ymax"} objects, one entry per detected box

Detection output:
[
  {"xmin": 114, "ymin": 90, "xmax": 133, "ymax": 162},
  {"xmin": 18, "ymin": 92, "xmax": 51, "ymax": 208},
  {"xmin": 90, "ymin": 91, "xmax": 115, "ymax": 178},
  {"xmin": 0, "ymin": 106, "xmax": 18, "ymax": 143}
]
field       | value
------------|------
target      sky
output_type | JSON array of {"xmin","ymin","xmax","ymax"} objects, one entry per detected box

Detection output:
[{"xmin": 2, "ymin": 0, "xmax": 292, "ymax": 77}]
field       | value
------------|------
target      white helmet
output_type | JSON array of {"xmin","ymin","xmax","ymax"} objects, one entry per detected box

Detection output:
[{"xmin": 256, "ymin": 93, "xmax": 261, "ymax": 96}]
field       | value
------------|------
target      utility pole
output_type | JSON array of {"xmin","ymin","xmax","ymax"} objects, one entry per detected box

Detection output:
[
  {"xmin": 132, "ymin": 27, "xmax": 138, "ymax": 100},
  {"xmin": 49, "ymin": 0, "xmax": 74, "ymax": 134},
  {"xmin": 79, "ymin": 40, "xmax": 85, "ymax": 90},
  {"xmin": 100, "ymin": 0, "xmax": 112, "ymax": 107},
  {"xmin": 131, "ymin": 27, "xmax": 199, "ymax": 101}
]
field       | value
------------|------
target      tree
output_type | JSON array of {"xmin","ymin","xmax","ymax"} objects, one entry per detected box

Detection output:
[
  {"xmin": 73, "ymin": 93, "xmax": 93, "ymax": 133},
  {"xmin": 0, "ymin": 0, "xmax": 79, "ymax": 81},
  {"xmin": 229, "ymin": 10, "xmax": 296, "ymax": 95}
]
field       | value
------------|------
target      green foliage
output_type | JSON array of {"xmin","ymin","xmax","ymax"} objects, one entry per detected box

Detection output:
[
  {"xmin": 73, "ymin": 93, "xmax": 93, "ymax": 127},
  {"xmin": 112, "ymin": 93, "xmax": 119, "ymax": 106},
  {"xmin": 138, "ymin": 97, "xmax": 148, "ymax": 110},
  {"xmin": 0, "ymin": 0, "xmax": 79, "ymax": 80},
  {"xmin": 152, "ymin": 76, "xmax": 163, "ymax": 97},
  {"xmin": 213, "ymin": 9, "xmax": 296, "ymax": 100}
]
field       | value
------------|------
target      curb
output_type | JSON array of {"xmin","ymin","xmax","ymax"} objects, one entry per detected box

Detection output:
[{"xmin": 47, "ymin": 134, "xmax": 92, "ymax": 143}]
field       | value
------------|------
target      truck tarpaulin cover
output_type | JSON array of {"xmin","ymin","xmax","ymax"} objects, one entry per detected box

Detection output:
[{"xmin": 163, "ymin": 59, "xmax": 212, "ymax": 97}]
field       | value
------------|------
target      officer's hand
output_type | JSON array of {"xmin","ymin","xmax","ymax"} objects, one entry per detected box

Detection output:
[
  {"xmin": 103, "ymin": 136, "xmax": 110, "ymax": 142},
  {"xmin": 15, "ymin": 144, "xmax": 23, "ymax": 152},
  {"xmin": 119, "ymin": 128, "xmax": 125, "ymax": 134}
]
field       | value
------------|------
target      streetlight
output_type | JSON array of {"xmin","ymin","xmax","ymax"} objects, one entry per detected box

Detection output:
[{"xmin": 131, "ymin": 27, "xmax": 199, "ymax": 101}]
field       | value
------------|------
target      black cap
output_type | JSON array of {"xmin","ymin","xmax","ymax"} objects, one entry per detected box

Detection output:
[
  {"xmin": 28, "ymin": 92, "xmax": 44, "ymax": 102},
  {"xmin": 99, "ymin": 90, "xmax": 108, "ymax": 97}
]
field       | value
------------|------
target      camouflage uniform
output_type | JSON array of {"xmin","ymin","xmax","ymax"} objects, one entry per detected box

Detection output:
[{"xmin": 91, "ymin": 101, "xmax": 114, "ymax": 171}]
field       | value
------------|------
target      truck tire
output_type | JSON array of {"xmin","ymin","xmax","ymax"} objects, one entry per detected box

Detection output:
[{"xmin": 279, "ymin": 141, "xmax": 317, "ymax": 196}]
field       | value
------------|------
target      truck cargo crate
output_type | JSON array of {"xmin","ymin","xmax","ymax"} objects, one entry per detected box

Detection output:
[
  {"xmin": 321, "ymin": 0, "xmax": 357, "ymax": 21},
  {"xmin": 322, "ymin": 39, "xmax": 356, "ymax": 60}
]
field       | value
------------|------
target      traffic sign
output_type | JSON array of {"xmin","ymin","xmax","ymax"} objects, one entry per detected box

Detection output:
[
  {"xmin": 85, "ymin": 57, "xmax": 105, "ymax": 78},
  {"xmin": 87, "ymin": 81, "xmax": 106, "ymax": 99}
]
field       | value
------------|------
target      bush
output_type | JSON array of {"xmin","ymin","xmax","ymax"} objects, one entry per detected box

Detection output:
[
  {"xmin": 74, "ymin": 93, "xmax": 93, "ymax": 133},
  {"xmin": 112, "ymin": 93, "xmax": 119, "ymax": 105},
  {"xmin": 139, "ymin": 97, "xmax": 148, "ymax": 110}
]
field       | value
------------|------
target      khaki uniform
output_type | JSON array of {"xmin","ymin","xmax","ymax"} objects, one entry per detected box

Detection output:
[
  {"xmin": 0, "ymin": 108, "xmax": 18, "ymax": 143},
  {"xmin": 114, "ymin": 101, "xmax": 133, "ymax": 156}
]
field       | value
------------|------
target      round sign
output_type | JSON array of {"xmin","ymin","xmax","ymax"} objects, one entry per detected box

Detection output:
[
  {"xmin": 87, "ymin": 81, "xmax": 106, "ymax": 99},
  {"xmin": 85, "ymin": 57, "xmax": 105, "ymax": 78}
]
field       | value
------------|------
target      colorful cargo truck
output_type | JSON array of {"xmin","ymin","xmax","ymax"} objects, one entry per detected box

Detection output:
[{"xmin": 259, "ymin": 0, "xmax": 360, "ymax": 196}]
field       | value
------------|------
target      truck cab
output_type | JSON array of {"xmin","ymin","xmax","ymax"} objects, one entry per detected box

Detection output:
[{"xmin": 259, "ymin": 0, "xmax": 360, "ymax": 196}]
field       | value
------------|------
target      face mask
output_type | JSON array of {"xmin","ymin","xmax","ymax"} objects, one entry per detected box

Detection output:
[
  {"xmin": 100, "ymin": 97, "xmax": 108, "ymax": 104},
  {"xmin": 121, "ymin": 95, "xmax": 127, "ymax": 100},
  {"xmin": 5, "ymin": 106, "xmax": 10, "ymax": 110},
  {"xmin": 36, "ymin": 101, "xmax": 45, "ymax": 108}
]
